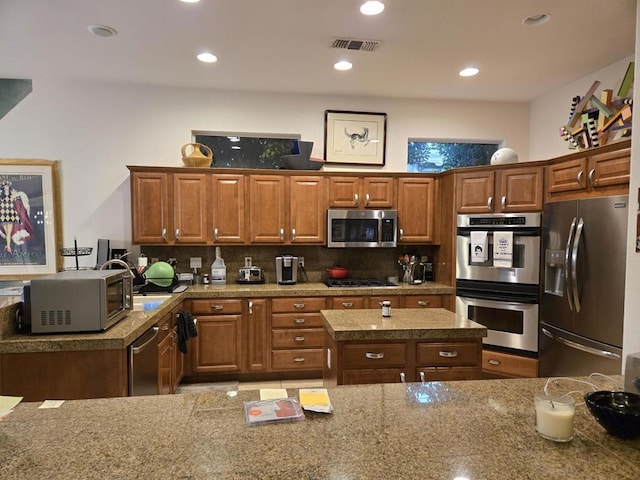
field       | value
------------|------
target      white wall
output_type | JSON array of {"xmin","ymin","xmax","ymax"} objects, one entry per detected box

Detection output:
[
  {"xmin": 529, "ymin": 55, "xmax": 635, "ymax": 161},
  {"xmin": 0, "ymin": 79, "xmax": 529, "ymax": 264}
]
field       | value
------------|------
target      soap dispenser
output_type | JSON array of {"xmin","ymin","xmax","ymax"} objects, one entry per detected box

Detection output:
[{"xmin": 211, "ymin": 247, "xmax": 226, "ymax": 285}]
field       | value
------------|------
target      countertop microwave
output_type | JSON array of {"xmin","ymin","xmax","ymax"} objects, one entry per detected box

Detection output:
[
  {"xmin": 327, "ymin": 209, "xmax": 397, "ymax": 248},
  {"xmin": 27, "ymin": 269, "xmax": 133, "ymax": 333}
]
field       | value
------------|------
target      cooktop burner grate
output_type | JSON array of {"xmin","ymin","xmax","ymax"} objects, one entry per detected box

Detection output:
[{"xmin": 325, "ymin": 278, "xmax": 397, "ymax": 288}]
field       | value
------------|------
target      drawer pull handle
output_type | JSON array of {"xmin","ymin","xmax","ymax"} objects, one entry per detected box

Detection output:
[
  {"xmin": 588, "ymin": 168, "xmax": 596, "ymax": 187},
  {"xmin": 417, "ymin": 300, "xmax": 430, "ymax": 306},
  {"xmin": 293, "ymin": 303, "xmax": 305, "ymax": 309},
  {"xmin": 293, "ymin": 357, "xmax": 305, "ymax": 363},
  {"xmin": 342, "ymin": 302, "xmax": 355, "ymax": 308},
  {"xmin": 439, "ymin": 350, "xmax": 458, "ymax": 358},
  {"xmin": 294, "ymin": 336, "xmax": 305, "ymax": 342},
  {"xmin": 577, "ymin": 170, "xmax": 584, "ymax": 187},
  {"xmin": 419, "ymin": 371, "xmax": 425, "ymax": 382},
  {"xmin": 365, "ymin": 352, "xmax": 385, "ymax": 359},
  {"xmin": 162, "ymin": 323, "xmax": 170, "ymax": 331},
  {"xmin": 214, "ymin": 227, "xmax": 219, "ymax": 241},
  {"xmin": 488, "ymin": 359, "xmax": 501, "ymax": 366},
  {"xmin": 293, "ymin": 318, "xmax": 305, "ymax": 324},
  {"xmin": 400, "ymin": 372, "xmax": 406, "ymax": 383},
  {"xmin": 211, "ymin": 305, "xmax": 224, "ymax": 310}
]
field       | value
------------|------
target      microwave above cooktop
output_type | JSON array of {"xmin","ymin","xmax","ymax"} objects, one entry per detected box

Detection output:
[{"xmin": 327, "ymin": 209, "xmax": 397, "ymax": 248}]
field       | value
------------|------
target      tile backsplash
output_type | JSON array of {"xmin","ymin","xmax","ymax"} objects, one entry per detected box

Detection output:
[{"xmin": 142, "ymin": 245, "xmax": 439, "ymax": 284}]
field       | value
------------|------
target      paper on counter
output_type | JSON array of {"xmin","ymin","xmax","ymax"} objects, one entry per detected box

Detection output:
[
  {"xmin": 493, "ymin": 231, "xmax": 514, "ymax": 268},
  {"xmin": 470, "ymin": 231, "xmax": 488, "ymax": 262},
  {"xmin": 0, "ymin": 395, "xmax": 23, "ymax": 419},
  {"xmin": 259, "ymin": 388, "xmax": 289, "ymax": 400},
  {"xmin": 39, "ymin": 400, "xmax": 65, "ymax": 409},
  {"xmin": 299, "ymin": 388, "xmax": 333, "ymax": 414}
]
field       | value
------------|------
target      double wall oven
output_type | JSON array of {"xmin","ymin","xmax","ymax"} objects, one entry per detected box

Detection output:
[{"xmin": 456, "ymin": 213, "xmax": 541, "ymax": 356}]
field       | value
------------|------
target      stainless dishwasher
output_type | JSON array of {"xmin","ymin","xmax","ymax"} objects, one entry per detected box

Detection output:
[{"xmin": 128, "ymin": 325, "xmax": 160, "ymax": 396}]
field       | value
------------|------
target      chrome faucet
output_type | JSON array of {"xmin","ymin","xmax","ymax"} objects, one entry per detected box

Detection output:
[{"xmin": 100, "ymin": 259, "xmax": 135, "ymax": 279}]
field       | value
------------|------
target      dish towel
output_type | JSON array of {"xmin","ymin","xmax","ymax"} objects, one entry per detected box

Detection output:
[
  {"xmin": 493, "ymin": 231, "xmax": 514, "ymax": 268},
  {"xmin": 177, "ymin": 311, "xmax": 198, "ymax": 354},
  {"xmin": 470, "ymin": 231, "xmax": 488, "ymax": 263}
]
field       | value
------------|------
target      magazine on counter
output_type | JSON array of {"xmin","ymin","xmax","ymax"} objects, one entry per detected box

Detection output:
[{"xmin": 244, "ymin": 398, "xmax": 305, "ymax": 426}]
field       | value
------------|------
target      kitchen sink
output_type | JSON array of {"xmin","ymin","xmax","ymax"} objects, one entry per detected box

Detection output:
[{"xmin": 131, "ymin": 294, "xmax": 173, "ymax": 312}]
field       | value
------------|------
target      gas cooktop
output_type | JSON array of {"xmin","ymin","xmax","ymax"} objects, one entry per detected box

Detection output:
[{"xmin": 325, "ymin": 278, "xmax": 397, "ymax": 288}]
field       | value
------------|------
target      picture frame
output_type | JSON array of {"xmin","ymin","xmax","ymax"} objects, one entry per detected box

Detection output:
[
  {"xmin": 324, "ymin": 110, "xmax": 387, "ymax": 166},
  {"xmin": 0, "ymin": 159, "xmax": 63, "ymax": 279}
]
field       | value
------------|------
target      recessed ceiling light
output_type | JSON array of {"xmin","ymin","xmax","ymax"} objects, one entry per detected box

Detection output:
[
  {"xmin": 360, "ymin": 1, "xmax": 385, "ymax": 16},
  {"xmin": 523, "ymin": 13, "xmax": 550, "ymax": 26},
  {"xmin": 459, "ymin": 67, "xmax": 479, "ymax": 77},
  {"xmin": 180, "ymin": 0, "xmax": 200, "ymax": 3},
  {"xmin": 197, "ymin": 52, "xmax": 218, "ymax": 63},
  {"xmin": 334, "ymin": 61, "xmax": 353, "ymax": 71},
  {"xmin": 87, "ymin": 25, "xmax": 117, "ymax": 38}
]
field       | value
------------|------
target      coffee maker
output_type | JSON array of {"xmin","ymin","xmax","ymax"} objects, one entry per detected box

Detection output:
[{"xmin": 276, "ymin": 255, "xmax": 298, "ymax": 285}]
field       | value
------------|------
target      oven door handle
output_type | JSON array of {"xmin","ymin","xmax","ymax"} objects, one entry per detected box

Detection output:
[
  {"xmin": 571, "ymin": 218, "xmax": 584, "ymax": 313},
  {"xmin": 541, "ymin": 327, "xmax": 620, "ymax": 360},
  {"xmin": 564, "ymin": 217, "xmax": 577, "ymax": 311}
]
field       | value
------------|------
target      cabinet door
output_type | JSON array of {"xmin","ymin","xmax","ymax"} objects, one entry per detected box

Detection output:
[
  {"xmin": 131, "ymin": 171, "xmax": 170, "ymax": 244},
  {"xmin": 588, "ymin": 149, "xmax": 630, "ymax": 189},
  {"xmin": 546, "ymin": 158, "xmax": 588, "ymax": 195},
  {"xmin": 328, "ymin": 177, "xmax": 360, "ymax": 208},
  {"xmin": 455, "ymin": 171, "xmax": 495, "ymax": 213},
  {"xmin": 289, "ymin": 175, "xmax": 326, "ymax": 244},
  {"xmin": 211, "ymin": 174, "xmax": 246, "ymax": 244},
  {"xmin": 157, "ymin": 333, "xmax": 173, "ymax": 395},
  {"xmin": 172, "ymin": 329, "xmax": 184, "ymax": 392},
  {"xmin": 248, "ymin": 175, "xmax": 287, "ymax": 243},
  {"xmin": 498, "ymin": 166, "xmax": 543, "ymax": 212},
  {"xmin": 362, "ymin": 177, "xmax": 394, "ymax": 208},
  {"xmin": 397, "ymin": 177, "xmax": 435, "ymax": 243},
  {"xmin": 246, "ymin": 299, "xmax": 269, "ymax": 372},
  {"xmin": 172, "ymin": 173, "xmax": 209, "ymax": 244},
  {"xmin": 191, "ymin": 314, "xmax": 243, "ymax": 373}
]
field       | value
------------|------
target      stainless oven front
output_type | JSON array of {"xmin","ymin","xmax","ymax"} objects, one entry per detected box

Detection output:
[
  {"xmin": 456, "ymin": 213, "xmax": 541, "ymax": 285},
  {"xmin": 456, "ymin": 280, "xmax": 539, "ymax": 354}
]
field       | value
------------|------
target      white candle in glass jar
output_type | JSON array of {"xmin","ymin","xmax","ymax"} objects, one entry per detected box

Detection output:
[{"xmin": 535, "ymin": 393, "xmax": 575, "ymax": 442}]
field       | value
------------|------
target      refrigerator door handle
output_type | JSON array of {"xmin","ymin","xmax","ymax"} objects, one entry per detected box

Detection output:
[
  {"xmin": 571, "ymin": 218, "xmax": 584, "ymax": 313},
  {"xmin": 564, "ymin": 217, "xmax": 577, "ymax": 311},
  {"xmin": 541, "ymin": 327, "xmax": 621, "ymax": 360}
]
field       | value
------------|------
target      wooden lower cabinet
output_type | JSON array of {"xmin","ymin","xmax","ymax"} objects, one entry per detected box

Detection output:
[
  {"xmin": 325, "ymin": 333, "xmax": 483, "ymax": 386},
  {"xmin": 270, "ymin": 297, "xmax": 326, "ymax": 372},
  {"xmin": 330, "ymin": 294, "xmax": 452, "ymax": 311},
  {"xmin": 482, "ymin": 349, "xmax": 538, "ymax": 379},
  {"xmin": 158, "ymin": 306, "xmax": 186, "ymax": 395}
]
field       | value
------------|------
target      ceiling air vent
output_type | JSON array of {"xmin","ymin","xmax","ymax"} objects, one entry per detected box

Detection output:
[{"xmin": 331, "ymin": 38, "xmax": 380, "ymax": 52}]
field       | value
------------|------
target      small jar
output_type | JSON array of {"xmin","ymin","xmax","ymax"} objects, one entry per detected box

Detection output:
[
  {"xmin": 203, "ymin": 273, "xmax": 210, "ymax": 284},
  {"xmin": 382, "ymin": 301, "xmax": 391, "ymax": 317}
]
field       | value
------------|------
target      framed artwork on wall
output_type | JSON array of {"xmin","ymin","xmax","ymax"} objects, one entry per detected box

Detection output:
[
  {"xmin": 324, "ymin": 110, "xmax": 387, "ymax": 166},
  {"xmin": 0, "ymin": 159, "xmax": 62, "ymax": 279}
]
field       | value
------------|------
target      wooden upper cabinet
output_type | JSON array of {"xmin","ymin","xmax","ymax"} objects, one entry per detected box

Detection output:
[
  {"xmin": 172, "ymin": 173, "xmax": 209, "ymax": 244},
  {"xmin": 211, "ymin": 174, "xmax": 246, "ymax": 244},
  {"xmin": 289, "ymin": 175, "xmax": 326, "ymax": 244},
  {"xmin": 456, "ymin": 166, "xmax": 543, "ymax": 213},
  {"xmin": 328, "ymin": 176, "xmax": 394, "ymax": 209},
  {"xmin": 545, "ymin": 140, "xmax": 630, "ymax": 201},
  {"xmin": 131, "ymin": 171, "xmax": 170, "ymax": 244},
  {"xmin": 397, "ymin": 177, "xmax": 436, "ymax": 243},
  {"xmin": 248, "ymin": 174, "xmax": 287, "ymax": 243}
]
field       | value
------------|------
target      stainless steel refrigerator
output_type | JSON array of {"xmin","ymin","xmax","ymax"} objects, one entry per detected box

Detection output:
[{"xmin": 540, "ymin": 195, "xmax": 628, "ymax": 376}]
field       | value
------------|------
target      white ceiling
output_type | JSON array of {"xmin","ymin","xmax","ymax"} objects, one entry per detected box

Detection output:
[{"xmin": 0, "ymin": 0, "xmax": 636, "ymax": 102}]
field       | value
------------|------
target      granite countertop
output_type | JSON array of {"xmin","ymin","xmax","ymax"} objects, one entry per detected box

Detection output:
[
  {"xmin": 1, "ymin": 376, "xmax": 638, "ymax": 479},
  {"xmin": 0, "ymin": 282, "xmax": 454, "ymax": 353},
  {"xmin": 322, "ymin": 308, "xmax": 487, "ymax": 341}
]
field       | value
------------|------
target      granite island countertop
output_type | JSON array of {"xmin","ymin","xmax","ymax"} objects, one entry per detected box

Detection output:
[
  {"xmin": 322, "ymin": 307, "xmax": 487, "ymax": 341},
  {"xmin": 0, "ymin": 282, "xmax": 454, "ymax": 353},
  {"xmin": 1, "ymin": 375, "xmax": 638, "ymax": 479}
]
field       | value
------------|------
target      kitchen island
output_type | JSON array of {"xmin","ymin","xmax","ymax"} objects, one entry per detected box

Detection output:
[
  {"xmin": 1, "ymin": 375, "xmax": 638, "ymax": 479},
  {"xmin": 323, "ymin": 308, "xmax": 487, "ymax": 385}
]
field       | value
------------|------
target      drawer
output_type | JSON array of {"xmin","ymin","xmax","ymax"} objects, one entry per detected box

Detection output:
[
  {"xmin": 271, "ymin": 297, "xmax": 326, "ymax": 313},
  {"xmin": 342, "ymin": 369, "xmax": 405, "ymax": 385},
  {"xmin": 367, "ymin": 296, "xmax": 403, "ymax": 308},
  {"xmin": 417, "ymin": 366, "xmax": 481, "ymax": 382},
  {"xmin": 272, "ymin": 328, "xmax": 324, "ymax": 349},
  {"xmin": 343, "ymin": 343, "xmax": 406, "ymax": 368},
  {"xmin": 331, "ymin": 297, "xmax": 366, "ymax": 309},
  {"xmin": 271, "ymin": 349, "xmax": 323, "ymax": 370},
  {"xmin": 271, "ymin": 312, "xmax": 324, "ymax": 328},
  {"xmin": 404, "ymin": 295, "xmax": 443, "ymax": 308},
  {"xmin": 190, "ymin": 299, "xmax": 243, "ymax": 315},
  {"xmin": 416, "ymin": 341, "xmax": 480, "ymax": 366},
  {"xmin": 482, "ymin": 350, "xmax": 538, "ymax": 378}
]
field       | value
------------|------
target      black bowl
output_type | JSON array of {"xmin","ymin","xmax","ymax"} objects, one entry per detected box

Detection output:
[{"xmin": 584, "ymin": 391, "xmax": 640, "ymax": 439}]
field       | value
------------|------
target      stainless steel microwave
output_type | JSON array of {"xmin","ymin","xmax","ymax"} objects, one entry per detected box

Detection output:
[
  {"xmin": 327, "ymin": 209, "xmax": 397, "ymax": 248},
  {"xmin": 28, "ymin": 269, "xmax": 133, "ymax": 333}
]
